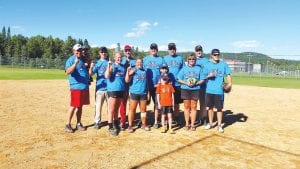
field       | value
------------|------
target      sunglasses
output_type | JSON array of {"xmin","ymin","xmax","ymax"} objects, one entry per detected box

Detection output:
[
  {"xmin": 213, "ymin": 54, "xmax": 220, "ymax": 56},
  {"xmin": 125, "ymin": 49, "xmax": 131, "ymax": 52},
  {"xmin": 188, "ymin": 58, "xmax": 196, "ymax": 60}
]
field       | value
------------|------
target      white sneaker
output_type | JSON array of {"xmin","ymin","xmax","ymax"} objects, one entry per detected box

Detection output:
[
  {"xmin": 204, "ymin": 123, "xmax": 211, "ymax": 130},
  {"xmin": 217, "ymin": 125, "xmax": 224, "ymax": 133}
]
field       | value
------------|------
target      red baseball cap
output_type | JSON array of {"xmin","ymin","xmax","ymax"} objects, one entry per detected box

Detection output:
[{"xmin": 124, "ymin": 45, "xmax": 132, "ymax": 50}]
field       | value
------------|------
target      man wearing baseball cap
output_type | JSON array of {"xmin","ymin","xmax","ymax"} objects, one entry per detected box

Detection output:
[
  {"xmin": 143, "ymin": 43, "xmax": 165, "ymax": 129},
  {"xmin": 194, "ymin": 45, "xmax": 210, "ymax": 126},
  {"xmin": 119, "ymin": 44, "xmax": 136, "ymax": 130},
  {"xmin": 163, "ymin": 42, "xmax": 184, "ymax": 125},
  {"xmin": 89, "ymin": 46, "xmax": 109, "ymax": 129},
  {"xmin": 64, "ymin": 44, "xmax": 90, "ymax": 133},
  {"xmin": 204, "ymin": 49, "xmax": 232, "ymax": 133}
]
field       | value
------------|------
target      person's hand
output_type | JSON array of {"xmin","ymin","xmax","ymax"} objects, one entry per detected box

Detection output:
[
  {"xmin": 74, "ymin": 57, "xmax": 79, "ymax": 65},
  {"xmin": 147, "ymin": 92, "xmax": 150, "ymax": 101},
  {"xmin": 157, "ymin": 104, "xmax": 161, "ymax": 110},
  {"xmin": 188, "ymin": 83, "xmax": 195, "ymax": 87},
  {"xmin": 207, "ymin": 71, "xmax": 215, "ymax": 78},
  {"xmin": 90, "ymin": 62, "xmax": 95, "ymax": 68},
  {"xmin": 127, "ymin": 66, "xmax": 135, "ymax": 76}
]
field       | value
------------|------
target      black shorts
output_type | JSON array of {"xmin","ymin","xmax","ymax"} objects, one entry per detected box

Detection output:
[
  {"xmin": 174, "ymin": 86, "xmax": 183, "ymax": 104},
  {"xmin": 107, "ymin": 91, "xmax": 124, "ymax": 98},
  {"xmin": 147, "ymin": 88, "xmax": 158, "ymax": 108},
  {"xmin": 181, "ymin": 89, "xmax": 199, "ymax": 100},
  {"xmin": 199, "ymin": 87, "xmax": 206, "ymax": 106},
  {"xmin": 160, "ymin": 106, "xmax": 173, "ymax": 115},
  {"xmin": 205, "ymin": 93, "xmax": 224, "ymax": 110},
  {"xmin": 130, "ymin": 93, "xmax": 147, "ymax": 101}
]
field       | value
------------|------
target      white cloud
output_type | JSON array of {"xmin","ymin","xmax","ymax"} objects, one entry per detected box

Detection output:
[
  {"xmin": 124, "ymin": 21, "xmax": 158, "ymax": 38},
  {"xmin": 231, "ymin": 40, "xmax": 263, "ymax": 48},
  {"xmin": 109, "ymin": 43, "xmax": 118, "ymax": 49},
  {"xmin": 90, "ymin": 44, "xmax": 99, "ymax": 48},
  {"xmin": 167, "ymin": 39, "xmax": 179, "ymax": 44},
  {"xmin": 159, "ymin": 45, "xmax": 168, "ymax": 51},
  {"xmin": 11, "ymin": 26, "xmax": 25, "ymax": 32}
]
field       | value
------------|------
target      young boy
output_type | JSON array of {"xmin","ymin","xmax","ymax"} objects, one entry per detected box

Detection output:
[
  {"xmin": 156, "ymin": 73, "xmax": 175, "ymax": 134},
  {"xmin": 152, "ymin": 64, "xmax": 170, "ymax": 128}
]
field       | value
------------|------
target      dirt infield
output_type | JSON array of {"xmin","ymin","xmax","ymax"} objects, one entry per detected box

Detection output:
[{"xmin": 0, "ymin": 80, "xmax": 299, "ymax": 169}]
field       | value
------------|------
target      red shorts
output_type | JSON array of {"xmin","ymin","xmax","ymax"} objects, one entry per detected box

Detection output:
[{"xmin": 70, "ymin": 89, "xmax": 90, "ymax": 107}]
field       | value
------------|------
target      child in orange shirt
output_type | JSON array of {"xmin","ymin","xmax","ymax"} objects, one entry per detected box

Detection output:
[{"xmin": 156, "ymin": 73, "xmax": 175, "ymax": 134}]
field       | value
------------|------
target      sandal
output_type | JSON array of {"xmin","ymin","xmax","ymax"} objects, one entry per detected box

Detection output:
[
  {"xmin": 190, "ymin": 126, "xmax": 196, "ymax": 131},
  {"xmin": 183, "ymin": 126, "xmax": 190, "ymax": 130}
]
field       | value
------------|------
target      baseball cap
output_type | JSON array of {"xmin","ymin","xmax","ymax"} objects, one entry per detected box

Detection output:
[
  {"xmin": 160, "ymin": 63, "xmax": 168, "ymax": 69},
  {"xmin": 124, "ymin": 45, "xmax": 132, "ymax": 50},
  {"xmin": 150, "ymin": 43, "xmax": 158, "ymax": 50},
  {"xmin": 195, "ymin": 45, "xmax": 203, "ymax": 51},
  {"xmin": 168, "ymin": 43, "xmax": 176, "ymax": 50},
  {"xmin": 211, "ymin": 49, "xmax": 220, "ymax": 55},
  {"xmin": 99, "ymin": 46, "xmax": 108, "ymax": 53},
  {"xmin": 73, "ymin": 44, "xmax": 82, "ymax": 51}
]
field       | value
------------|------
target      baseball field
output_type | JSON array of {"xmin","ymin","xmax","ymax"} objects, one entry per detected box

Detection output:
[{"xmin": 0, "ymin": 73, "xmax": 299, "ymax": 168}]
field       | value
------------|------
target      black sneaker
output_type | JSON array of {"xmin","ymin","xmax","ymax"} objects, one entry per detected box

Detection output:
[
  {"xmin": 172, "ymin": 120, "xmax": 178, "ymax": 126},
  {"xmin": 109, "ymin": 127, "xmax": 118, "ymax": 136},
  {"xmin": 94, "ymin": 122, "xmax": 101, "ymax": 129},
  {"xmin": 76, "ymin": 123, "xmax": 86, "ymax": 131},
  {"xmin": 119, "ymin": 123, "xmax": 126, "ymax": 131},
  {"xmin": 65, "ymin": 124, "xmax": 74, "ymax": 133}
]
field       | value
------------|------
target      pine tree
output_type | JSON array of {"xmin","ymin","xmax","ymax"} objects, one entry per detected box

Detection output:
[
  {"xmin": 7, "ymin": 27, "xmax": 14, "ymax": 57},
  {"xmin": 0, "ymin": 27, "xmax": 6, "ymax": 56},
  {"xmin": 83, "ymin": 39, "xmax": 90, "ymax": 49}
]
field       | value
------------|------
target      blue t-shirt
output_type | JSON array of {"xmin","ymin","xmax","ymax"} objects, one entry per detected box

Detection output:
[
  {"xmin": 177, "ymin": 65, "xmax": 205, "ymax": 90},
  {"xmin": 107, "ymin": 63, "xmax": 126, "ymax": 92},
  {"xmin": 195, "ymin": 56, "xmax": 209, "ymax": 69},
  {"xmin": 65, "ymin": 55, "xmax": 89, "ymax": 90},
  {"xmin": 195, "ymin": 56, "xmax": 210, "ymax": 89},
  {"xmin": 163, "ymin": 55, "xmax": 184, "ymax": 87},
  {"xmin": 92, "ymin": 59, "xmax": 108, "ymax": 91},
  {"xmin": 204, "ymin": 60, "xmax": 232, "ymax": 95},
  {"xmin": 121, "ymin": 56, "xmax": 136, "ymax": 68},
  {"xmin": 129, "ymin": 68, "xmax": 147, "ymax": 95},
  {"xmin": 143, "ymin": 55, "xmax": 165, "ymax": 89}
]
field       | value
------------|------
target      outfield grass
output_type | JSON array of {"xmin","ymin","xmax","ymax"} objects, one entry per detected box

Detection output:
[
  {"xmin": 234, "ymin": 75, "xmax": 300, "ymax": 89},
  {"xmin": 0, "ymin": 67, "xmax": 66, "ymax": 80},
  {"xmin": 1, "ymin": 67, "xmax": 299, "ymax": 89}
]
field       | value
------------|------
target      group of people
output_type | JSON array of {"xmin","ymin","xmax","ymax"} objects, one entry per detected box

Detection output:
[{"xmin": 64, "ymin": 42, "xmax": 232, "ymax": 136}]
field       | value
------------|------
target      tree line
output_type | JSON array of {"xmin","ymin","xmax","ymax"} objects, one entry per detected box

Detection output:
[{"xmin": 1, "ymin": 26, "xmax": 299, "ymax": 70}]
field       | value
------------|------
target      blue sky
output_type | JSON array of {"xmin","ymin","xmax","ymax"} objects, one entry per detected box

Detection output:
[{"xmin": 1, "ymin": 0, "xmax": 300, "ymax": 60}]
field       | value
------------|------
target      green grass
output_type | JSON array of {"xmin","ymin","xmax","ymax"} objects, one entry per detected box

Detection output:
[
  {"xmin": 0, "ymin": 67, "xmax": 66, "ymax": 80},
  {"xmin": 1, "ymin": 67, "xmax": 300, "ymax": 89},
  {"xmin": 233, "ymin": 75, "xmax": 300, "ymax": 89}
]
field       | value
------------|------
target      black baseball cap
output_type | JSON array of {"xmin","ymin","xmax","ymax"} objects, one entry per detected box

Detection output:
[
  {"xmin": 195, "ymin": 45, "xmax": 203, "ymax": 51},
  {"xmin": 99, "ymin": 46, "xmax": 108, "ymax": 53},
  {"xmin": 168, "ymin": 43, "xmax": 176, "ymax": 50},
  {"xmin": 160, "ymin": 63, "xmax": 168, "ymax": 69},
  {"xmin": 211, "ymin": 49, "xmax": 220, "ymax": 55},
  {"xmin": 150, "ymin": 43, "xmax": 158, "ymax": 50}
]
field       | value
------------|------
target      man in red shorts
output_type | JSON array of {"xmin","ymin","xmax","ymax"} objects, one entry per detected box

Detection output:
[{"xmin": 64, "ymin": 44, "xmax": 90, "ymax": 133}]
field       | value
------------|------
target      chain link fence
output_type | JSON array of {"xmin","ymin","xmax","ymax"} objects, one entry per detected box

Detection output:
[
  {"xmin": 1, "ymin": 56, "xmax": 299, "ymax": 79},
  {"xmin": 0, "ymin": 56, "xmax": 65, "ymax": 69}
]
